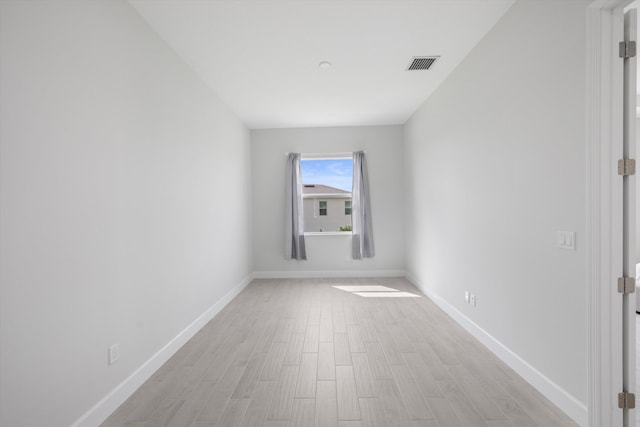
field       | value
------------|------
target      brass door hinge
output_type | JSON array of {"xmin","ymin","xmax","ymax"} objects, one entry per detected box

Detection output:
[
  {"xmin": 620, "ymin": 40, "xmax": 637, "ymax": 58},
  {"xmin": 618, "ymin": 277, "xmax": 636, "ymax": 294},
  {"xmin": 618, "ymin": 158, "xmax": 636, "ymax": 176},
  {"xmin": 619, "ymin": 392, "xmax": 636, "ymax": 409}
]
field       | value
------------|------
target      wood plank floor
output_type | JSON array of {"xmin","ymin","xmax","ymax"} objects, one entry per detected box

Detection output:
[{"xmin": 102, "ymin": 277, "xmax": 577, "ymax": 427}]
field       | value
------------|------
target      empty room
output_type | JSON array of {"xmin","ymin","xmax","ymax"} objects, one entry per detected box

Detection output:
[{"xmin": 0, "ymin": 0, "xmax": 631, "ymax": 426}]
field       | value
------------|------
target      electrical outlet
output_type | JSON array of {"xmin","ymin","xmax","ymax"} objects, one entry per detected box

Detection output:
[
  {"xmin": 470, "ymin": 294, "xmax": 477, "ymax": 308},
  {"xmin": 464, "ymin": 291, "xmax": 470, "ymax": 303},
  {"xmin": 108, "ymin": 344, "xmax": 120, "ymax": 365},
  {"xmin": 557, "ymin": 231, "xmax": 576, "ymax": 250}
]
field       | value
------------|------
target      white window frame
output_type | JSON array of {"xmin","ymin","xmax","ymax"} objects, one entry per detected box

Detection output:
[{"xmin": 300, "ymin": 152, "xmax": 354, "ymax": 236}]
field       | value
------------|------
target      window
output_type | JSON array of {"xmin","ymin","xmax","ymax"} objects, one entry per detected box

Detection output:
[
  {"xmin": 301, "ymin": 157, "xmax": 353, "ymax": 233},
  {"xmin": 319, "ymin": 201, "xmax": 327, "ymax": 216}
]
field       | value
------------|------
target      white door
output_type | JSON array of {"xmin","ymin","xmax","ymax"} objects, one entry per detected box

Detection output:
[{"xmin": 623, "ymin": 8, "xmax": 637, "ymax": 427}]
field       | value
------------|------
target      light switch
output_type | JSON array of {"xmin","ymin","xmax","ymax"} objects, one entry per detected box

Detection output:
[{"xmin": 557, "ymin": 231, "xmax": 576, "ymax": 250}]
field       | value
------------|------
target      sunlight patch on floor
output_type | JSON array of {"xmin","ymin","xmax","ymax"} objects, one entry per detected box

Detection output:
[
  {"xmin": 332, "ymin": 285, "xmax": 398, "ymax": 292},
  {"xmin": 332, "ymin": 285, "xmax": 421, "ymax": 298},
  {"xmin": 353, "ymin": 291, "xmax": 421, "ymax": 298}
]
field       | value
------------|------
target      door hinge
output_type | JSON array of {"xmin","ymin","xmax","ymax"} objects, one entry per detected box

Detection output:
[
  {"xmin": 617, "ymin": 277, "xmax": 636, "ymax": 294},
  {"xmin": 620, "ymin": 40, "xmax": 637, "ymax": 58},
  {"xmin": 618, "ymin": 158, "xmax": 636, "ymax": 176},
  {"xmin": 619, "ymin": 392, "xmax": 636, "ymax": 409}
]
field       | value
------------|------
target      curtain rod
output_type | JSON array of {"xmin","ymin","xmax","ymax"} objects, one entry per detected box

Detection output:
[{"xmin": 284, "ymin": 151, "xmax": 366, "ymax": 157}]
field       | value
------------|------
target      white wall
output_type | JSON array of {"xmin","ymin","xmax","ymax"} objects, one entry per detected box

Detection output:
[
  {"xmin": 252, "ymin": 126, "xmax": 404, "ymax": 276},
  {"xmin": 0, "ymin": 2, "xmax": 252, "ymax": 426},
  {"xmin": 404, "ymin": 0, "xmax": 587, "ymax": 417}
]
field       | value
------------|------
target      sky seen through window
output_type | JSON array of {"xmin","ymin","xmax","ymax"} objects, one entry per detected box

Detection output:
[{"xmin": 300, "ymin": 159, "xmax": 353, "ymax": 192}]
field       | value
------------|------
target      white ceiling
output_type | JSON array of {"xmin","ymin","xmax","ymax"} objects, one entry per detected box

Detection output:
[{"xmin": 130, "ymin": 0, "xmax": 515, "ymax": 129}]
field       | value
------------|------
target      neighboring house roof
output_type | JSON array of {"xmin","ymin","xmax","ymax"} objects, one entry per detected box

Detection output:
[{"xmin": 302, "ymin": 184, "xmax": 350, "ymax": 195}]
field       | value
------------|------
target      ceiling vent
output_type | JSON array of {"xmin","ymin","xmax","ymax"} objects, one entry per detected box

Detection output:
[{"xmin": 406, "ymin": 56, "xmax": 439, "ymax": 71}]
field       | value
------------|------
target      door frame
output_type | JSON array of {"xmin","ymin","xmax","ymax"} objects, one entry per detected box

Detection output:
[{"xmin": 587, "ymin": 1, "xmax": 633, "ymax": 426}]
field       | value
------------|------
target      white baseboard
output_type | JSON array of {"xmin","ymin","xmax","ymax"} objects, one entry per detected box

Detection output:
[
  {"xmin": 252, "ymin": 269, "xmax": 406, "ymax": 279},
  {"xmin": 71, "ymin": 270, "xmax": 588, "ymax": 427},
  {"xmin": 70, "ymin": 273, "xmax": 254, "ymax": 427},
  {"xmin": 405, "ymin": 273, "xmax": 588, "ymax": 427}
]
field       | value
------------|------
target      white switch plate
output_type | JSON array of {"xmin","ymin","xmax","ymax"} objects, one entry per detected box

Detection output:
[
  {"xmin": 108, "ymin": 344, "xmax": 120, "ymax": 365},
  {"xmin": 557, "ymin": 231, "xmax": 576, "ymax": 250},
  {"xmin": 464, "ymin": 291, "xmax": 470, "ymax": 303}
]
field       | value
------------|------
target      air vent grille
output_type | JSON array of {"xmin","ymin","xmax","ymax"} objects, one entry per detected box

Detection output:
[{"xmin": 406, "ymin": 56, "xmax": 439, "ymax": 71}]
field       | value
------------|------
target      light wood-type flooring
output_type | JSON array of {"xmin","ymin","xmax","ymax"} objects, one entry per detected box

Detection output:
[{"xmin": 102, "ymin": 277, "xmax": 577, "ymax": 427}]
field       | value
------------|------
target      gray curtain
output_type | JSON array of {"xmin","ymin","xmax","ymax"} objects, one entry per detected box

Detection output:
[
  {"xmin": 285, "ymin": 153, "xmax": 306, "ymax": 260},
  {"xmin": 352, "ymin": 151, "xmax": 374, "ymax": 259}
]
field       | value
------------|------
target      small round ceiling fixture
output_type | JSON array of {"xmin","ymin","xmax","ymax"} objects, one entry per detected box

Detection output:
[{"xmin": 318, "ymin": 61, "xmax": 332, "ymax": 69}]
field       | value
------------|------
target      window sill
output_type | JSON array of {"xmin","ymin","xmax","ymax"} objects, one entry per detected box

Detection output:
[{"xmin": 304, "ymin": 232, "xmax": 352, "ymax": 236}]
